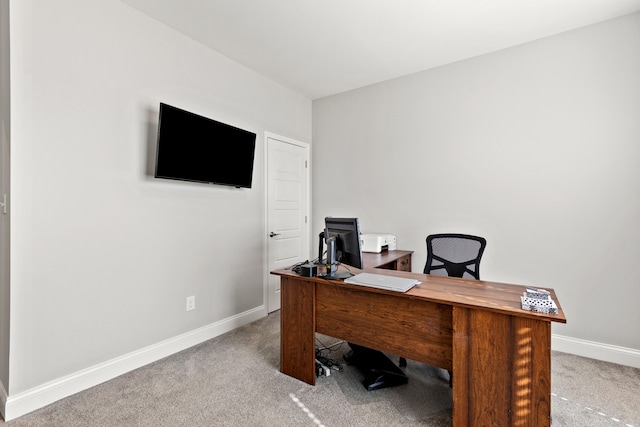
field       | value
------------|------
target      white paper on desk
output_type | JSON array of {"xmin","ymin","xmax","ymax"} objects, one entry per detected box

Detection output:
[{"xmin": 344, "ymin": 273, "xmax": 420, "ymax": 292}]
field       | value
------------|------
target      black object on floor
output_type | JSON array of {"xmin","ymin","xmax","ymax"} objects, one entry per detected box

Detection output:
[{"xmin": 344, "ymin": 343, "xmax": 408, "ymax": 391}]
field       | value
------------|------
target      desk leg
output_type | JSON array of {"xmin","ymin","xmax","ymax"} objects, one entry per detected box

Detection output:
[
  {"xmin": 452, "ymin": 307, "xmax": 552, "ymax": 427},
  {"xmin": 280, "ymin": 276, "xmax": 316, "ymax": 385}
]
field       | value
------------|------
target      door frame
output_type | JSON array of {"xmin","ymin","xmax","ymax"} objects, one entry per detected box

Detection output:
[{"xmin": 263, "ymin": 132, "xmax": 311, "ymax": 313}]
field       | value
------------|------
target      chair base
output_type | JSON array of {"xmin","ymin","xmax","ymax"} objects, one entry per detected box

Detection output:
[{"xmin": 344, "ymin": 343, "xmax": 408, "ymax": 391}]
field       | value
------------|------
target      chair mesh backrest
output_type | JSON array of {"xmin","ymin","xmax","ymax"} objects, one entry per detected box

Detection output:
[{"xmin": 424, "ymin": 234, "xmax": 486, "ymax": 280}]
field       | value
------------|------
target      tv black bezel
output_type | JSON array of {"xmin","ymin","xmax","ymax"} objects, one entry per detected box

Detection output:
[{"xmin": 154, "ymin": 103, "xmax": 257, "ymax": 189}]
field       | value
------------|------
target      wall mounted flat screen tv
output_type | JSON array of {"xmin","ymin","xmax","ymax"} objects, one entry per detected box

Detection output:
[{"xmin": 154, "ymin": 103, "xmax": 257, "ymax": 188}]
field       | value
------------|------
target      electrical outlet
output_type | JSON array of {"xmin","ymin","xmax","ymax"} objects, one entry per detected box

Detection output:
[{"xmin": 186, "ymin": 296, "xmax": 195, "ymax": 311}]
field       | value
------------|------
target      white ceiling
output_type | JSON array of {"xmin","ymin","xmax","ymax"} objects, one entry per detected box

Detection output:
[{"xmin": 121, "ymin": 0, "xmax": 640, "ymax": 100}]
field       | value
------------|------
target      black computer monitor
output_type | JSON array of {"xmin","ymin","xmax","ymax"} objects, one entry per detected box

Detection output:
[{"xmin": 319, "ymin": 217, "xmax": 363, "ymax": 278}]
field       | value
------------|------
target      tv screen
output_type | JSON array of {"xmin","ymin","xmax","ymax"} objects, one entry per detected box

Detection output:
[{"xmin": 154, "ymin": 103, "xmax": 257, "ymax": 188}]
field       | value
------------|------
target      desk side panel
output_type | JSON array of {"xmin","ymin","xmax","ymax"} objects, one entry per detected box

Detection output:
[
  {"xmin": 453, "ymin": 307, "xmax": 551, "ymax": 426},
  {"xmin": 280, "ymin": 276, "xmax": 316, "ymax": 385},
  {"xmin": 315, "ymin": 283, "xmax": 453, "ymax": 370},
  {"xmin": 512, "ymin": 316, "xmax": 552, "ymax": 426}
]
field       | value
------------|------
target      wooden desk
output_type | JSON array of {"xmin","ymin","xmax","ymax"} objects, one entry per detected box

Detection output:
[
  {"xmin": 362, "ymin": 249, "xmax": 413, "ymax": 271},
  {"xmin": 272, "ymin": 256, "xmax": 566, "ymax": 426}
]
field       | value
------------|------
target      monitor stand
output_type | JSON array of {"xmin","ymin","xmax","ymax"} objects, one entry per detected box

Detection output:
[
  {"xmin": 320, "ymin": 271, "xmax": 353, "ymax": 280},
  {"xmin": 343, "ymin": 343, "xmax": 408, "ymax": 391}
]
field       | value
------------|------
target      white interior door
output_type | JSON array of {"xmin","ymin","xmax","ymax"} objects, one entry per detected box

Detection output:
[{"xmin": 266, "ymin": 133, "xmax": 310, "ymax": 313}]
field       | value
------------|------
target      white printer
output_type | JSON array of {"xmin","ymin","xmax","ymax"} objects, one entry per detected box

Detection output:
[{"xmin": 360, "ymin": 233, "xmax": 397, "ymax": 253}]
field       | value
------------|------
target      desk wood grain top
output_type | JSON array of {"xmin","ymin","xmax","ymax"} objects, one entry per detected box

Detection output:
[
  {"xmin": 271, "ymin": 267, "xmax": 566, "ymax": 324},
  {"xmin": 362, "ymin": 250, "xmax": 413, "ymax": 269}
]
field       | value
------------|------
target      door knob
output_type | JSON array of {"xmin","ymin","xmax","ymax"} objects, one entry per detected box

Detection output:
[{"xmin": 269, "ymin": 232, "xmax": 281, "ymax": 238}]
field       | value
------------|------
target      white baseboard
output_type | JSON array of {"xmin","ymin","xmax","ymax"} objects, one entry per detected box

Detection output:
[
  {"xmin": 552, "ymin": 334, "xmax": 640, "ymax": 368},
  {"xmin": 2, "ymin": 306, "xmax": 267, "ymax": 422}
]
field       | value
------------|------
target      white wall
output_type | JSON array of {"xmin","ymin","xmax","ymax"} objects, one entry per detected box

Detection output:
[
  {"xmin": 7, "ymin": 0, "xmax": 310, "ymax": 412},
  {"xmin": 313, "ymin": 13, "xmax": 640, "ymax": 358}
]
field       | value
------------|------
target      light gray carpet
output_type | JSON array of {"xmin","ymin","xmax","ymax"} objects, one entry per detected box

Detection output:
[{"xmin": 3, "ymin": 311, "xmax": 639, "ymax": 426}]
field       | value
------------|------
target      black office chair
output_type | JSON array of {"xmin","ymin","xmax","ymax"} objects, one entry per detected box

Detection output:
[
  {"xmin": 399, "ymin": 233, "xmax": 487, "ymax": 380},
  {"xmin": 423, "ymin": 233, "xmax": 486, "ymax": 279}
]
